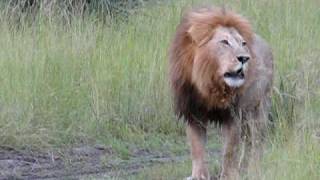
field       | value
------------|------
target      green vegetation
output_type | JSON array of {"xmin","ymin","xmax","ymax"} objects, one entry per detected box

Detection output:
[{"xmin": 0, "ymin": 0, "xmax": 319, "ymax": 179}]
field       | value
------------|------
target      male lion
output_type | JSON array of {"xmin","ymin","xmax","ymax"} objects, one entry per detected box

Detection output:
[{"xmin": 169, "ymin": 7, "xmax": 273, "ymax": 180}]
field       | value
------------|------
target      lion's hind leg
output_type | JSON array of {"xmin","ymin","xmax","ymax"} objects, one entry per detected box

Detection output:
[
  {"xmin": 240, "ymin": 104, "xmax": 269, "ymax": 178},
  {"xmin": 220, "ymin": 120, "xmax": 241, "ymax": 180}
]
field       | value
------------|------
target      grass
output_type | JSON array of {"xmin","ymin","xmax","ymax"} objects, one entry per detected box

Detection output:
[{"xmin": 0, "ymin": 0, "xmax": 319, "ymax": 179}]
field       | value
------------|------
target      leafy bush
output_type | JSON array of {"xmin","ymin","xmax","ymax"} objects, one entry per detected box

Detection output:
[{"xmin": 2, "ymin": 0, "xmax": 154, "ymax": 22}]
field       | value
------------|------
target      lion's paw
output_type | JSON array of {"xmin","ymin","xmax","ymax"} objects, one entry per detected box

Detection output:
[
  {"xmin": 185, "ymin": 176, "xmax": 195, "ymax": 180},
  {"xmin": 185, "ymin": 175, "xmax": 209, "ymax": 180}
]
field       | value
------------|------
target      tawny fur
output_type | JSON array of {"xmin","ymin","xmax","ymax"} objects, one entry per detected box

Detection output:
[
  {"xmin": 169, "ymin": 6, "xmax": 273, "ymax": 180},
  {"xmin": 169, "ymin": 7, "xmax": 258, "ymax": 122}
]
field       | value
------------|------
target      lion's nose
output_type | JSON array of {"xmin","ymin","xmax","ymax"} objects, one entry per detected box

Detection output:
[{"xmin": 237, "ymin": 56, "xmax": 250, "ymax": 64}]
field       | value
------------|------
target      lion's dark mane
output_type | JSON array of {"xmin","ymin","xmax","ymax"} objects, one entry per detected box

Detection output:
[
  {"xmin": 169, "ymin": 7, "xmax": 253, "ymax": 125},
  {"xmin": 172, "ymin": 79, "xmax": 232, "ymax": 124}
]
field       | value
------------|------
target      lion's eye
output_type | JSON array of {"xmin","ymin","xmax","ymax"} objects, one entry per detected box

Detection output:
[
  {"xmin": 220, "ymin": 40, "xmax": 230, "ymax": 46},
  {"xmin": 242, "ymin": 41, "xmax": 247, "ymax": 46}
]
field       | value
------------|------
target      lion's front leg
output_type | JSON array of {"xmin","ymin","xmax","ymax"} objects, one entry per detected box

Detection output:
[
  {"xmin": 220, "ymin": 120, "xmax": 241, "ymax": 180},
  {"xmin": 186, "ymin": 121, "xmax": 210, "ymax": 180}
]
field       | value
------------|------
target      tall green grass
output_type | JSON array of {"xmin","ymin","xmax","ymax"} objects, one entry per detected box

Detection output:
[
  {"xmin": 0, "ymin": 0, "xmax": 319, "ymax": 179},
  {"xmin": 0, "ymin": 1, "xmax": 180, "ymax": 149}
]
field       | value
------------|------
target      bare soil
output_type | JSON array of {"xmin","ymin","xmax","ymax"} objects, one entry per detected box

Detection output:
[{"xmin": 0, "ymin": 145, "xmax": 191, "ymax": 180}]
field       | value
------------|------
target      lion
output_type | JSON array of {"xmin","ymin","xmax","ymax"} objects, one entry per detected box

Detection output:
[{"xmin": 169, "ymin": 6, "xmax": 273, "ymax": 180}]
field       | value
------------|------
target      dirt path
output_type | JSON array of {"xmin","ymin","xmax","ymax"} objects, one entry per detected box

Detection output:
[{"xmin": 0, "ymin": 145, "xmax": 194, "ymax": 179}]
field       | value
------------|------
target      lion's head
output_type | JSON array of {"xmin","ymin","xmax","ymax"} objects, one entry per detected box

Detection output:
[{"xmin": 170, "ymin": 7, "xmax": 255, "ymax": 109}]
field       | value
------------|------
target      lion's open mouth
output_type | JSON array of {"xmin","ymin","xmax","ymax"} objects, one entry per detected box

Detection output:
[
  {"xmin": 223, "ymin": 69, "xmax": 245, "ymax": 87},
  {"xmin": 224, "ymin": 69, "xmax": 244, "ymax": 79}
]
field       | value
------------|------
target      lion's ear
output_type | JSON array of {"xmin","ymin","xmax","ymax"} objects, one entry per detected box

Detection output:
[{"xmin": 188, "ymin": 24, "xmax": 213, "ymax": 47}]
